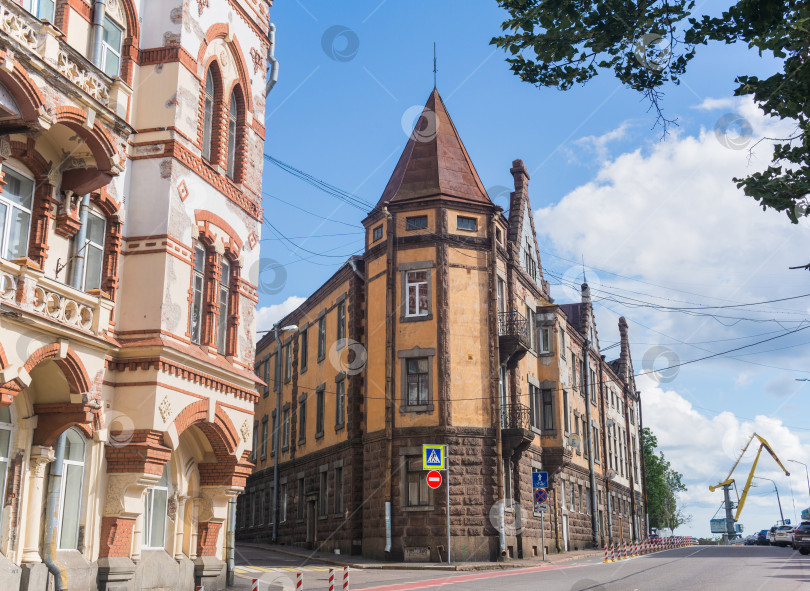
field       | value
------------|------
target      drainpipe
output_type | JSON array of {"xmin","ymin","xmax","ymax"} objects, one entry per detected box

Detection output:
[
  {"xmin": 383, "ymin": 205, "xmax": 395, "ymax": 556},
  {"xmin": 226, "ymin": 498, "xmax": 236, "ymax": 586},
  {"xmin": 43, "ymin": 432, "xmax": 67, "ymax": 590},
  {"xmin": 271, "ymin": 324, "xmax": 282, "ymax": 543},
  {"xmin": 91, "ymin": 0, "xmax": 106, "ymax": 67},
  {"xmin": 489, "ymin": 213, "xmax": 506, "ymax": 558},
  {"xmin": 70, "ymin": 194, "xmax": 91, "ymax": 289},
  {"xmin": 265, "ymin": 23, "xmax": 279, "ymax": 96}
]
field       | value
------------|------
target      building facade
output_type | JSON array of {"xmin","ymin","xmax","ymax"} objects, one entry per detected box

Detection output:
[
  {"xmin": 0, "ymin": 0, "xmax": 272, "ymax": 589},
  {"xmin": 239, "ymin": 89, "xmax": 646, "ymax": 561}
]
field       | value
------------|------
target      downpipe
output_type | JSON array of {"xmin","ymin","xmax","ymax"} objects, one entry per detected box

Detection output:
[
  {"xmin": 43, "ymin": 432, "xmax": 67, "ymax": 590},
  {"xmin": 226, "ymin": 498, "xmax": 236, "ymax": 586},
  {"xmin": 265, "ymin": 23, "xmax": 279, "ymax": 95},
  {"xmin": 91, "ymin": 0, "xmax": 106, "ymax": 67}
]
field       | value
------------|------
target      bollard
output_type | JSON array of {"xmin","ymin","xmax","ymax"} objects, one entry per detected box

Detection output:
[
  {"xmin": 343, "ymin": 566, "xmax": 350, "ymax": 590},
  {"xmin": 611, "ymin": 544, "xmax": 617, "ymax": 562},
  {"xmin": 328, "ymin": 569, "xmax": 335, "ymax": 591},
  {"xmin": 196, "ymin": 587, "xmax": 204, "ymax": 591},
  {"xmin": 251, "ymin": 580, "xmax": 259, "ymax": 591},
  {"xmin": 296, "ymin": 572, "xmax": 303, "ymax": 590},
  {"xmin": 622, "ymin": 541, "xmax": 627, "ymax": 560},
  {"xmin": 604, "ymin": 544, "xmax": 610, "ymax": 563}
]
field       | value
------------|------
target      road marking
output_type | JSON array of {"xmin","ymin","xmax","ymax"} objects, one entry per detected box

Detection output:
[
  {"xmin": 235, "ymin": 566, "xmax": 332, "ymax": 574},
  {"xmin": 354, "ymin": 564, "xmax": 582, "ymax": 590}
]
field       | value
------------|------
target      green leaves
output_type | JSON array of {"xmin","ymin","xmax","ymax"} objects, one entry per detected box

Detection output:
[{"xmin": 492, "ymin": 0, "xmax": 810, "ymax": 227}]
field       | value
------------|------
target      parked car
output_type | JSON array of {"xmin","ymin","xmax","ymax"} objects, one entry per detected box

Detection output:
[
  {"xmin": 757, "ymin": 529, "xmax": 770, "ymax": 545},
  {"xmin": 793, "ymin": 522, "xmax": 810, "ymax": 555},
  {"xmin": 744, "ymin": 534, "xmax": 758, "ymax": 545},
  {"xmin": 772, "ymin": 525, "xmax": 795, "ymax": 547},
  {"xmin": 767, "ymin": 526, "xmax": 778, "ymax": 544},
  {"xmin": 692, "ymin": 537, "xmax": 699, "ymax": 545}
]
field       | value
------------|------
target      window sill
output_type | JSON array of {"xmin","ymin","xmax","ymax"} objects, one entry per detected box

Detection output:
[
  {"xmin": 282, "ymin": 446, "xmax": 289, "ymax": 452},
  {"xmin": 297, "ymin": 440, "xmax": 305, "ymax": 447},
  {"xmin": 315, "ymin": 431, "xmax": 324, "ymax": 440},
  {"xmin": 300, "ymin": 366, "xmax": 308, "ymax": 374},
  {"xmin": 335, "ymin": 423, "xmax": 345, "ymax": 433},
  {"xmin": 318, "ymin": 515, "xmax": 328, "ymax": 521},
  {"xmin": 400, "ymin": 314, "xmax": 433, "ymax": 323},
  {"xmin": 317, "ymin": 356, "xmax": 325, "ymax": 364},
  {"xmin": 402, "ymin": 505, "xmax": 434, "ymax": 512},
  {"xmin": 400, "ymin": 404, "xmax": 434, "ymax": 414}
]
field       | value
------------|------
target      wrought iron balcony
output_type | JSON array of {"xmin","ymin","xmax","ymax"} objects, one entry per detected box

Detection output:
[
  {"xmin": 500, "ymin": 403, "xmax": 534, "ymax": 452},
  {"xmin": 498, "ymin": 311, "xmax": 531, "ymax": 367}
]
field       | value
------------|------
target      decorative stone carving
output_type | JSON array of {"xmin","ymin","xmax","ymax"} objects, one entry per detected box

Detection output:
[
  {"xmin": 104, "ymin": 472, "xmax": 161, "ymax": 518},
  {"xmin": 105, "ymin": 0, "xmax": 125, "ymax": 27},
  {"xmin": 158, "ymin": 396, "xmax": 172, "ymax": 423},
  {"xmin": 240, "ymin": 420, "xmax": 250, "ymax": 443},
  {"xmin": 0, "ymin": 5, "xmax": 38, "ymax": 52},
  {"xmin": 57, "ymin": 49, "xmax": 110, "ymax": 105}
]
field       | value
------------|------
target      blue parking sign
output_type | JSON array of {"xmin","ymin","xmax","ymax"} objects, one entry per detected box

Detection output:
[{"xmin": 532, "ymin": 471, "xmax": 548, "ymax": 489}]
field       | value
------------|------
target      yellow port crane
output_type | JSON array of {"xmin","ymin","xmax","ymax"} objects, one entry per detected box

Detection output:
[{"xmin": 709, "ymin": 433, "xmax": 790, "ymax": 537}]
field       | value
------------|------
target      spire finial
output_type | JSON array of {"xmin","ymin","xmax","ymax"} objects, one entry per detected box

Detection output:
[
  {"xmin": 582, "ymin": 254, "xmax": 588, "ymax": 284},
  {"xmin": 433, "ymin": 42, "xmax": 437, "ymax": 88}
]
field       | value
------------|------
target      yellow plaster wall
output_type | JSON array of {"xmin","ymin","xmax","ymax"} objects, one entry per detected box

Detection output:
[
  {"xmin": 447, "ymin": 208, "xmax": 487, "ymax": 240},
  {"xmin": 365, "ymin": 257, "xmax": 387, "ymax": 433},
  {"xmin": 65, "ymin": 9, "xmax": 91, "ymax": 59}
]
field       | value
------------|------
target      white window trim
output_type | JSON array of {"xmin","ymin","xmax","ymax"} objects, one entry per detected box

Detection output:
[
  {"xmin": 57, "ymin": 429, "xmax": 86, "ymax": 550},
  {"xmin": 0, "ymin": 165, "xmax": 34, "ymax": 261},
  {"xmin": 143, "ymin": 470, "xmax": 169, "ymax": 549},
  {"xmin": 100, "ymin": 16, "xmax": 124, "ymax": 77}
]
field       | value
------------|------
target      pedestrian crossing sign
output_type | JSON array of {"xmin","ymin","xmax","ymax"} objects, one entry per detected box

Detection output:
[{"xmin": 423, "ymin": 444, "xmax": 445, "ymax": 470}]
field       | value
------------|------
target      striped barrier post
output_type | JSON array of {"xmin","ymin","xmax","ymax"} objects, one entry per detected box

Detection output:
[
  {"xmin": 328, "ymin": 569, "xmax": 335, "ymax": 591},
  {"xmin": 604, "ymin": 545, "xmax": 610, "ymax": 563},
  {"xmin": 343, "ymin": 566, "xmax": 350, "ymax": 590},
  {"xmin": 623, "ymin": 541, "xmax": 627, "ymax": 560},
  {"xmin": 296, "ymin": 572, "xmax": 303, "ymax": 591},
  {"xmin": 252, "ymin": 580, "xmax": 259, "ymax": 591},
  {"xmin": 196, "ymin": 587, "xmax": 204, "ymax": 591}
]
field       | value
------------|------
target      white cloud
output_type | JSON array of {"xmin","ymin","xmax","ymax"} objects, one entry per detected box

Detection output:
[
  {"xmin": 256, "ymin": 296, "xmax": 306, "ymax": 333},
  {"xmin": 692, "ymin": 97, "xmax": 737, "ymax": 111},
  {"xmin": 640, "ymin": 375, "xmax": 810, "ymax": 535},
  {"xmin": 571, "ymin": 121, "xmax": 633, "ymax": 163}
]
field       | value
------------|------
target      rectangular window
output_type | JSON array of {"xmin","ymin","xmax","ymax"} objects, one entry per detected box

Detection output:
[
  {"xmin": 283, "ymin": 343, "xmax": 291, "ymax": 383},
  {"xmin": 540, "ymin": 327, "xmax": 551, "ymax": 353},
  {"xmin": 560, "ymin": 481, "xmax": 566, "ymax": 510},
  {"xmin": 316, "ymin": 387, "xmax": 324, "ymax": 436},
  {"xmin": 593, "ymin": 425, "xmax": 600, "ymax": 462},
  {"xmin": 457, "ymin": 216, "xmax": 477, "ymax": 231},
  {"xmin": 590, "ymin": 370, "xmax": 596, "ymax": 401},
  {"xmin": 405, "ymin": 270, "xmax": 429, "ymax": 317},
  {"xmin": 143, "ymin": 467, "xmax": 168, "ymax": 548},
  {"xmin": 570, "ymin": 483, "xmax": 575, "ymax": 510},
  {"xmin": 406, "ymin": 358, "xmax": 429, "ymax": 406},
  {"xmin": 586, "ymin": 487, "xmax": 592, "ymax": 514},
  {"xmin": 542, "ymin": 389, "xmax": 554, "ymax": 430},
  {"xmin": 406, "ymin": 456, "xmax": 430, "ymax": 507},
  {"xmin": 217, "ymin": 260, "xmax": 230, "ymax": 355},
  {"xmin": 560, "ymin": 330, "xmax": 567, "ymax": 358},
  {"xmin": 272, "ymin": 354, "xmax": 278, "ymax": 392},
  {"xmin": 262, "ymin": 357, "xmax": 270, "ymax": 397},
  {"xmin": 260, "ymin": 416, "xmax": 268, "ymax": 460},
  {"xmin": 23, "ymin": 0, "xmax": 55, "ymax": 21},
  {"xmin": 282, "ymin": 408, "xmax": 290, "ymax": 450},
  {"xmin": 270, "ymin": 412, "xmax": 277, "ymax": 455},
  {"xmin": 562, "ymin": 390, "xmax": 569, "ymax": 432},
  {"xmin": 629, "ymin": 407, "xmax": 635, "ymax": 425},
  {"xmin": 525, "ymin": 304, "xmax": 535, "ymax": 350},
  {"xmin": 372, "ymin": 225, "xmax": 383, "ymax": 242},
  {"xmin": 405, "ymin": 215, "xmax": 427, "ymax": 230},
  {"xmin": 335, "ymin": 378, "xmax": 345, "ymax": 428},
  {"xmin": 572, "ymin": 356, "xmax": 578, "ymax": 391},
  {"xmin": 319, "ymin": 471, "xmax": 328, "ymax": 517},
  {"xmin": 300, "ymin": 328, "xmax": 309, "ymax": 372},
  {"xmin": 528, "ymin": 384, "xmax": 540, "ymax": 429},
  {"xmin": 503, "ymin": 458, "xmax": 513, "ymax": 508},
  {"xmin": 73, "ymin": 210, "xmax": 106, "ymax": 292},
  {"xmin": 317, "ymin": 317, "xmax": 326, "ymax": 361},
  {"xmin": 334, "ymin": 467, "xmax": 344, "ymax": 514},
  {"xmin": 298, "ymin": 398, "xmax": 306, "ymax": 444},
  {"xmin": 101, "ymin": 16, "xmax": 123, "ymax": 77},
  {"xmin": 496, "ymin": 277, "xmax": 505, "ymax": 315},
  {"xmin": 251, "ymin": 422, "xmax": 258, "ymax": 462},
  {"xmin": 297, "ymin": 478, "xmax": 305, "ymax": 520},
  {"xmin": 337, "ymin": 300, "xmax": 346, "ymax": 342},
  {"xmin": 280, "ymin": 483, "xmax": 287, "ymax": 523},
  {"xmin": 578, "ymin": 484, "xmax": 583, "ymax": 513},
  {"xmin": 189, "ymin": 245, "xmax": 205, "ymax": 343}
]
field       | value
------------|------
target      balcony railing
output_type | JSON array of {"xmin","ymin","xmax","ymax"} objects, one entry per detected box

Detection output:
[
  {"xmin": 0, "ymin": 258, "xmax": 113, "ymax": 336},
  {"xmin": 0, "ymin": 1, "xmax": 128, "ymax": 115},
  {"xmin": 498, "ymin": 311, "xmax": 530, "ymax": 345},
  {"xmin": 501, "ymin": 402, "xmax": 532, "ymax": 431}
]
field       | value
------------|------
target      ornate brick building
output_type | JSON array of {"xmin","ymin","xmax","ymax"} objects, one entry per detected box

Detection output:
[
  {"xmin": 239, "ymin": 88, "xmax": 646, "ymax": 561},
  {"xmin": 0, "ymin": 0, "xmax": 272, "ymax": 589}
]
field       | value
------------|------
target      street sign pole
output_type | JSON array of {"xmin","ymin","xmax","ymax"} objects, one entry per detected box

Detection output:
[
  {"xmin": 446, "ymin": 444, "xmax": 451, "ymax": 565},
  {"xmin": 541, "ymin": 511, "xmax": 546, "ymax": 561}
]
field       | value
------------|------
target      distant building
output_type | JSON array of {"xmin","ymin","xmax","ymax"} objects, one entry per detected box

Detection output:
[
  {"xmin": 0, "ymin": 1, "xmax": 272, "ymax": 589},
  {"xmin": 239, "ymin": 88, "xmax": 645, "ymax": 560}
]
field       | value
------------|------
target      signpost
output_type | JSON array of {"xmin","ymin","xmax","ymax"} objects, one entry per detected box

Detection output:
[
  {"xmin": 423, "ymin": 444, "xmax": 450, "ymax": 564},
  {"xmin": 532, "ymin": 471, "xmax": 549, "ymax": 561}
]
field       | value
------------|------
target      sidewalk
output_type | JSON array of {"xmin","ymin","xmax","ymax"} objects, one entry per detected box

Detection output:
[{"xmin": 237, "ymin": 542, "xmax": 604, "ymax": 571}]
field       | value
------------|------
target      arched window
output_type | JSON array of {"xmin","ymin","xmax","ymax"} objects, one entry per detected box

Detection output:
[
  {"xmin": 190, "ymin": 241, "xmax": 206, "ymax": 344},
  {"xmin": 59, "ymin": 427, "xmax": 86, "ymax": 550},
  {"xmin": 143, "ymin": 464, "xmax": 168, "ymax": 548},
  {"xmin": 0, "ymin": 165, "xmax": 34, "ymax": 261},
  {"xmin": 0, "ymin": 406, "xmax": 11, "ymax": 523},
  {"xmin": 70, "ymin": 209, "xmax": 106, "ymax": 291},
  {"xmin": 217, "ymin": 258, "xmax": 230, "ymax": 355},
  {"xmin": 226, "ymin": 93, "xmax": 238, "ymax": 179},
  {"xmin": 202, "ymin": 70, "xmax": 215, "ymax": 162}
]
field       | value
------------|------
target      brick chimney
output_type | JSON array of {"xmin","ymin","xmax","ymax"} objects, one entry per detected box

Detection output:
[{"xmin": 618, "ymin": 316, "xmax": 630, "ymax": 383}]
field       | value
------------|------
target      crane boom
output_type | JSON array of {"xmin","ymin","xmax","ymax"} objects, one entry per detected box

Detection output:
[{"xmin": 709, "ymin": 433, "xmax": 790, "ymax": 522}]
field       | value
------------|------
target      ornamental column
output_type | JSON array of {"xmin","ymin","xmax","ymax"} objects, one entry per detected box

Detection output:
[{"xmin": 21, "ymin": 446, "xmax": 54, "ymax": 563}]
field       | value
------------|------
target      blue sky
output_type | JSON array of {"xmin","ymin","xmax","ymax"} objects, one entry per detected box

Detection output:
[{"xmin": 258, "ymin": 1, "xmax": 810, "ymax": 537}]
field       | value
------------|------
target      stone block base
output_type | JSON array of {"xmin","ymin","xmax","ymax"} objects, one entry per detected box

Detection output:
[
  {"xmin": 194, "ymin": 556, "xmax": 225, "ymax": 591},
  {"xmin": 19, "ymin": 562, "xmax": 52, "ymax": 591},
  {"xmin": 97, "ymin": 557, "xmax": 135, "ymax": 591},
  {"xmin": 0, "ymin": 553, "xmax": 22, "ymax": 591}
]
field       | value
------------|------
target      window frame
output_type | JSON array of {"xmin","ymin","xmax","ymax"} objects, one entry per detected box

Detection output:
[
  {"xmin": 539, "ymin": 326, "xmax": 552, "ymax": 354},
  {"xmin": 0, "ymin": 407, "xmax": 11, "ymax": 525},
  {"xmin": 334, "ymin": 466, "xmax": 344, "ymax": 515},
  {"xmin": 260, "ymin": 416, "xmax": 268, "ymax": 461},
  {"xmin": 226, "ymin": 92, "xmax": 239, "ymax": 179},
  {"xmin": 335, "ymin": 375, "xmax": 346, "ymax": 429},
  {"xmin": 457, "ymin": 215, "xmax": 477, "ymax": 232},
  {"xmin": 100, "ymin": 14, "xmax": 124, "ymax": 78},
  {"xmin": 319, "ymin": 470, "xmax": 328, "ymax": 517},
  {"xmin": 297, "ymin": 395, "xmax": 307, "ymax": 445},
  {"xmin": 542, "ymin": 389, "xmax": 554, "ymax": 430},
  {"xmin": 317, "ymin": 316, "xmax": 326, "ymax": 362},
  {"xmin": 282, "ymin": 406, "xmax": 290, "ymax": 451},
  {"xmin": 216, "ymin": 258, "xmax": 231, "ymax": 355},
  {"xmin": 0, "ymin": 164, "xmax": 34, "ymax": 262},
  {"xmin": 315, "ymin": 385, "xmax": 325, "ymax": 438},
  {"xmin": 372, "ymin": 225, "xmax": 383, "ymax": 242},
  {"xmin": 399, "ymin": 348, "xmax": 435, "ymax": 413},
  {"xmin": 23, "ymin": 0, "xmax": 55, "ymax": 21},
  {"xmin": 405, "ymin": 215, "xmax": 428, "ymax": 230},
  {"xmin": 300, "ymin": 326, "xmax": 309, "ymax": 373},
  {"xmin": 143, "ymin": 465, "xmax": 169, "ymax": 549},
  {"xmin": 400, "ymin": 262, "xmax": 433, "ymax": 321},
  {"xmin": 280, "ymin": 482, "xmax": 287, "ymax": 523},
  {"xmin": 405, "ymin": 455, "xmax": 431, "ymax": 508},
  {"xmin": 202, "ymin": 69, "xmax": 216, "ymax": 162},
  {"xmin": 283, "ymin": 341, "xmax": 292, "ymax": 383},
  {"xmin": 57, "ymin": 427, "xmax": 86, "ymax": 551},
  {"xmin": 72, "ymin": 209, "xmax": 106, "ymax": 292}
]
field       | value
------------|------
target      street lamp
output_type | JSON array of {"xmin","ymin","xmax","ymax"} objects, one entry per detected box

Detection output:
[
  {"xmin": 272, "ymin": 323, "xmax": 298, "ymax": 543},
  {"xmin": 788, "ymin": 460, "xmax": 810, "ymax": 507},
  {"xmin": 754, "ymin": 476, "xmax": 786, "ymax": 525}
]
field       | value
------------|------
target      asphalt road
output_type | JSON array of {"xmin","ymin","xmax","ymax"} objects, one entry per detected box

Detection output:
[{"xmin": 230, "ymin": 544, "xmax": 810, "ymax": 590}]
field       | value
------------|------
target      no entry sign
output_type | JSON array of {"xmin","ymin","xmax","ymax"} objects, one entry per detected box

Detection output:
[{"xmin": 426, "ymin": 470, "xmax": 442, "ymax": 489}]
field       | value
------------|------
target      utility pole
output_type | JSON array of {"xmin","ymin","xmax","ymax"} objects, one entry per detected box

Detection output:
[
  {"xmin": 755, "ymin": 476, "xmax": 786, "ymax": 525},
  {"xmin": 788, "ymin": 460, "xmax": 810, "ymax": 505}
]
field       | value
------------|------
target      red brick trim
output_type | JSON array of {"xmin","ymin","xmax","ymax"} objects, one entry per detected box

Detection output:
[
  {"xmin": 24, "ymin": 344, "xmax": 91, "ymax": 394},
  {"xmin": 54, "ymin": 106, "xmax": 118, "ymax": 173},
  {"xmin": 172, "ymin": 399, "xmax": 240, "ymax": 456},
  {"xmin": 105, "ymin": 357, "xmax": 259, "ymax": 403},
  {"xmin": 32, "ymin": 402, "xmax": 100, "ymax": 446},
  {"xmin": 104, "ymin": 429, "xmax": 171, "ymax": 475},
  {"xmin": 196, "ymin": 27, "xmax": 254, "ymax": 113},
  {"xmin": 128, "ymin": 139, "xmax": 261, "ymax": 220},
  {"xmin": 99, "ymin": 516, "xmax": 135, "ymax": 558},
  {"xmin": 137, "ymin": 45, "xmax": 197, "ymax": 72},
  {"xmin": 0, "ymin": 55, "xmax": 46, "ymax": 123},
  {"xmin": 91, "ymin": 187, "xmax": 123, "ymax": 299},
  {"xmin": 196, "ymin": 521, "xmax": 222, "ymax": 556},
  {"xmin": 194, "ymin": 210, "xmax": 243, "ymax": 252}
]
